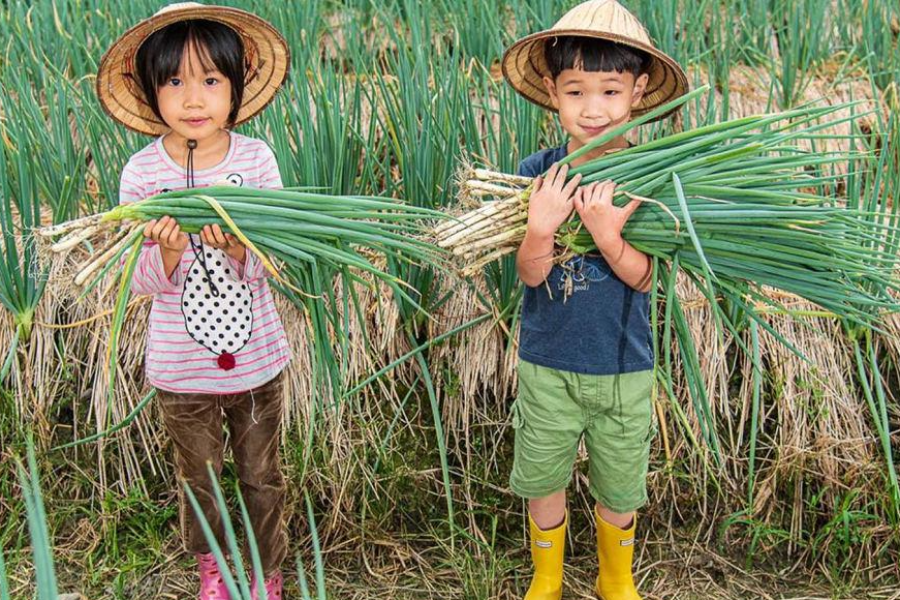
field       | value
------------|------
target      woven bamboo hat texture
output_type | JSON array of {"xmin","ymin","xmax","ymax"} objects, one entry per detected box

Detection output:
[
  {"xmin": 97, "ymin": 2, "xmax": 289, "ymax": 136},
  {"xmin": 502, "ymin": 0, "xmax": 688, "ymax": 121}
]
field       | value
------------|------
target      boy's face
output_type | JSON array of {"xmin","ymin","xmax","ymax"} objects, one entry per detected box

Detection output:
[{"xmin": 543, "ymin": 67, "xmax": 649, "ymax": 151}]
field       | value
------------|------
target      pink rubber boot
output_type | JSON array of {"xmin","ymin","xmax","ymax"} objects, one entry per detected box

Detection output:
[
  {"xmin": 250, "ymin": 570, "xmax": 284, "ymax": 600},
  {"xmin": 197, "ymin": 553, "xmax": 231, "ymax": 600}
]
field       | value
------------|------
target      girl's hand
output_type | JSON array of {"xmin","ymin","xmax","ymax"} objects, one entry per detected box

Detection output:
[
  {"xmin": 144, "ymin": 216, "xmax": 188, "ymax": 254},
  {"xmin": 573, "ymin": 180, "xmax": 642, "ymax": 253},
  {"xmin": 526, "ymin": 162, "xmax": 582, "ymax": 239},
  {"xmin": 200, "ymin": 223, "xmax": 247, "ymax": 264}
]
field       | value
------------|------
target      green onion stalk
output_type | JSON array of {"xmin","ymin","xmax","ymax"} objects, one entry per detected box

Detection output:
[{"xmin": 438, "ymin": 85, "xmax": 900, "ymax": 330}]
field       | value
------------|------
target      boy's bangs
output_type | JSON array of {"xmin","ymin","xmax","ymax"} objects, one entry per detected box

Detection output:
[
  {"xmin": 573, "ymin": 44, "xmax": 636, "ymax": 74},
  {"xmin": 546, "ymin": 36, "xmax": 650, "ymax": 78}
]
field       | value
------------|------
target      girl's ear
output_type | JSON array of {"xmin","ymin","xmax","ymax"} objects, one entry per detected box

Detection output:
[
  {"xmin": 543, "ymin": 76, "xmax": 560, "ymax": 109},
  {"xmin": 630, "ymin": 73, "xmax": 650, "ymax": 108}
]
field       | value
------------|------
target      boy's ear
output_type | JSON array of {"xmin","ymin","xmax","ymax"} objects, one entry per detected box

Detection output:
[
  {"xmin": 630, "ymin": 73, "xmax": 650, "ymax": 108},
  {"xmin": 542, "ymin": 76, "xmax": 560, "ymax": 110}
]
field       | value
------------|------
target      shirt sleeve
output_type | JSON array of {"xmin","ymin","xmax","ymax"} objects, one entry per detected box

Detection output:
[
  {"xmin": 118, "ymin": 161, "xmax": 146, "ymax": 206},
  {"xmin": 118, "ymin": 161, "xmax": 183, "ymax": 295},
  {"xmin": 516, "ymin": 159, "xmax": 532, "ymax": 178},
  {"xmin": 224, "ymin": 250, "xmax": 267, "ymax": 283},
  {"xmin": 256, "ymin": 143, "xmax": 284, "ymax": 190},
  {"xmin": 128, "ymin": 241, "xmax": 183, "ymax": 295},
  {"xmin": 517, "ymin": 153, "xmax": 544, "ymax": 178},
  {"xmin": 517, "ymin": 147, "xmax": 563, "ymax": 178}
]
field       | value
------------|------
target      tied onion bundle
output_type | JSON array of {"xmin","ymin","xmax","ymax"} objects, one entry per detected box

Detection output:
[{"xmin": 437, "ymin": 85, "xmax": 900, "ymax": 329}]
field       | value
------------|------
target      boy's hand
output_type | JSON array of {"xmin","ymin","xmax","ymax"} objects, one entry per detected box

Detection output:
[
  {"xmin": 200, "ymin": 223, "xmax": 247, "ymax": 264},
  {"xmin": 144, "ymin": 215, "xmax": 188, "ymax": 254},
  {"xmin": 526, "ymin": 163, "xmax": 582, "ymax": 239},
  {"xmin": 573, "ymin": 180, "xmax": 642, "ymax": 253}
]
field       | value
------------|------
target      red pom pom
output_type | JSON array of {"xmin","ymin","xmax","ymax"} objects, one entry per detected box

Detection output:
[{"xmin": 217, "ymin": 352, "xmax": 236, "ymax": 370}]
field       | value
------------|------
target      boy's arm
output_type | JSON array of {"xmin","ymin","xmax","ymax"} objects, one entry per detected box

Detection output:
[
  {"xmin": 516, "ymin": 230, "xmax": 556, "ymax": 288},
  {"xmin": 597, "ymin": 236, "xmax": 653, "ymax": 293},
  {"xmin": 574, "ymin": 180, "xmax": 653, "ymax": 293},
  {"xmin": 515, "ymin": 163, "xmax": 582, "ymax": 288}
]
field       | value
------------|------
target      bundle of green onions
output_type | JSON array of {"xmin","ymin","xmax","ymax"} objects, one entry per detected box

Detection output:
[
  {"xmin": 40, "ymin": 187, "xmax": 444, "ymax": 305},
  {"xmin": 437, "ymin": 85, "xmax": 900, "ymax": 328}
]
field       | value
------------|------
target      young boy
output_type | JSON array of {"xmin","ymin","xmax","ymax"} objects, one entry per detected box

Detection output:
[{"xmin": 500, "ymin": 1, "xmax": 688, "ymax": 598}]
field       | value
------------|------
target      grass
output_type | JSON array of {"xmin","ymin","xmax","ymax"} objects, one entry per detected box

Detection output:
[
  {"xmin": 0, "ymin": 97, "xmax": 48, "ymax": 381},
  {"xmin": 1, "ymin": 411, "xmax": 899, "ymax": 597},
  {"xmin": 767, "ymin": 0, "xmax": 831, "ymax": 108},
  {"xmin": 1, "ymin": 438, "xmax": 58, "ymax": 600},
  {"xmin": 0, "ymin": 430, "xmax": 330, "ymax": 599}
]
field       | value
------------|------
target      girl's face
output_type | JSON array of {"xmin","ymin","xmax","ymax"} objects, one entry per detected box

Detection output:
[{"xmin": 157, "ymin": 41, "xmax": 233, "ymax": 145}]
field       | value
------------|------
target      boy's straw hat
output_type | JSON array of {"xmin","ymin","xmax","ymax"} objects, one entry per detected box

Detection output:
[
  {"xmin": 502, "ymin": 0, "xmax": 688, "ymax": 121},
  {"xmin": 97, "ymin": 2, "xmax": 289, "ymax": 136}
]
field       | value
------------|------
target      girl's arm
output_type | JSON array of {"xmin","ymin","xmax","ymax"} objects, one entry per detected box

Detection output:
[
  {"xmin": 119, "ymin": 164, "xmax": 184, "ymax": 295},
  {"xmin": 129, "ymin": 240, "xmax": 184, "ymax": 295}
]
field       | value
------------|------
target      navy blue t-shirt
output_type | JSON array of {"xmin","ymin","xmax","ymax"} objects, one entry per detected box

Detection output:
[{"xmin": 517, "ymin": 144, "xmax": 654, "ymax": 375}]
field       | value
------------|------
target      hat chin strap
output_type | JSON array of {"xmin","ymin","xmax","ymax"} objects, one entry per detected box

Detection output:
[
  {"xmin": 184, "ymin": 137, "xmax": 222, "ymax": 298},
  {"xmin": 186, "ymin": 138, "xmax": 197, "ymax": 189}
]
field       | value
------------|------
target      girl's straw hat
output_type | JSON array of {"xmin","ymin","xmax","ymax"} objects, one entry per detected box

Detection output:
[
  {"xmin": 97, "ymin": 2, "xmax": 289, "ymax": 136},
  {"xmin": 502, "ymin": 0, "xmax": 688, "ymax": 121}
]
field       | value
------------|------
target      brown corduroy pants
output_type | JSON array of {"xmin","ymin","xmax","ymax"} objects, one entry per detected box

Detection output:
[{"xmin": 157, "ymin": 372, "xmax": 287, "ymax": 573}]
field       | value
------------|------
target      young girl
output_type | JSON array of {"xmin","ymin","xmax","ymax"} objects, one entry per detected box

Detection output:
[{"xmin": 97, "ymin": 4, "xmax": 292, "ymax": 598}]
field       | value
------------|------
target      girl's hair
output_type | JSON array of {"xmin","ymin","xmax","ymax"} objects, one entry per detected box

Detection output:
[
  {"xmin": 135, "ymin": 19, "xmax": 245, "ymax": 127},
  {"xmin": 545, "ymin": 36, "xmax": 650, "ymax": 80}
]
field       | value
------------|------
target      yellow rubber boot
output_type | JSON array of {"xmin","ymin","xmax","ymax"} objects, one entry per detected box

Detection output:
[
  {"xmin": 524, "ymin": 512, "xmax": 566, "ymax": 600},
  {"xmin": 594, "ymin": 508, "xmax": 642, "ymax": 600}
]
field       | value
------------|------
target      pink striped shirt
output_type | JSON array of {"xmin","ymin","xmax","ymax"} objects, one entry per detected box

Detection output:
[{"xmin": 120, "ymin": 133, "xmax": 291, "ymax": 394}]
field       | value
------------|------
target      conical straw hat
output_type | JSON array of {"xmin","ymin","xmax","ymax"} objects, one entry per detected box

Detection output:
[
  {"xmin": 97, "ymin": 2, "xmax": 289, "ymax": 136},
  {"xmin": 502, "ymin": 0, "xmax": 688, "ymax": 121}
]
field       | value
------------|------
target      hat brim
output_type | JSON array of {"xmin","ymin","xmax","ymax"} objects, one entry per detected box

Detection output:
[
  {"xmin": 97, "ymin": 6, "xmax": 290, "ymax": 136},
  {"xmin": 501, "ymin": 29, "xmax": 688, "ymax": 122}
]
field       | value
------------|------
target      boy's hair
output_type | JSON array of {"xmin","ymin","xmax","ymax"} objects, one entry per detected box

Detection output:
[
  {"xmin": 545, "ymin": 36, "xmax": 650, "ymax": 80},
  {"xmin": 135, "ymin": 19, "xmax": 245, "ymax": 127}
]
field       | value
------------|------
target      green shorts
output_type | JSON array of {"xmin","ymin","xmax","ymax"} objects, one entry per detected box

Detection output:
[{"xmin": 509, "ymin": 359, "xmax": 656, "ymax": 513}]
